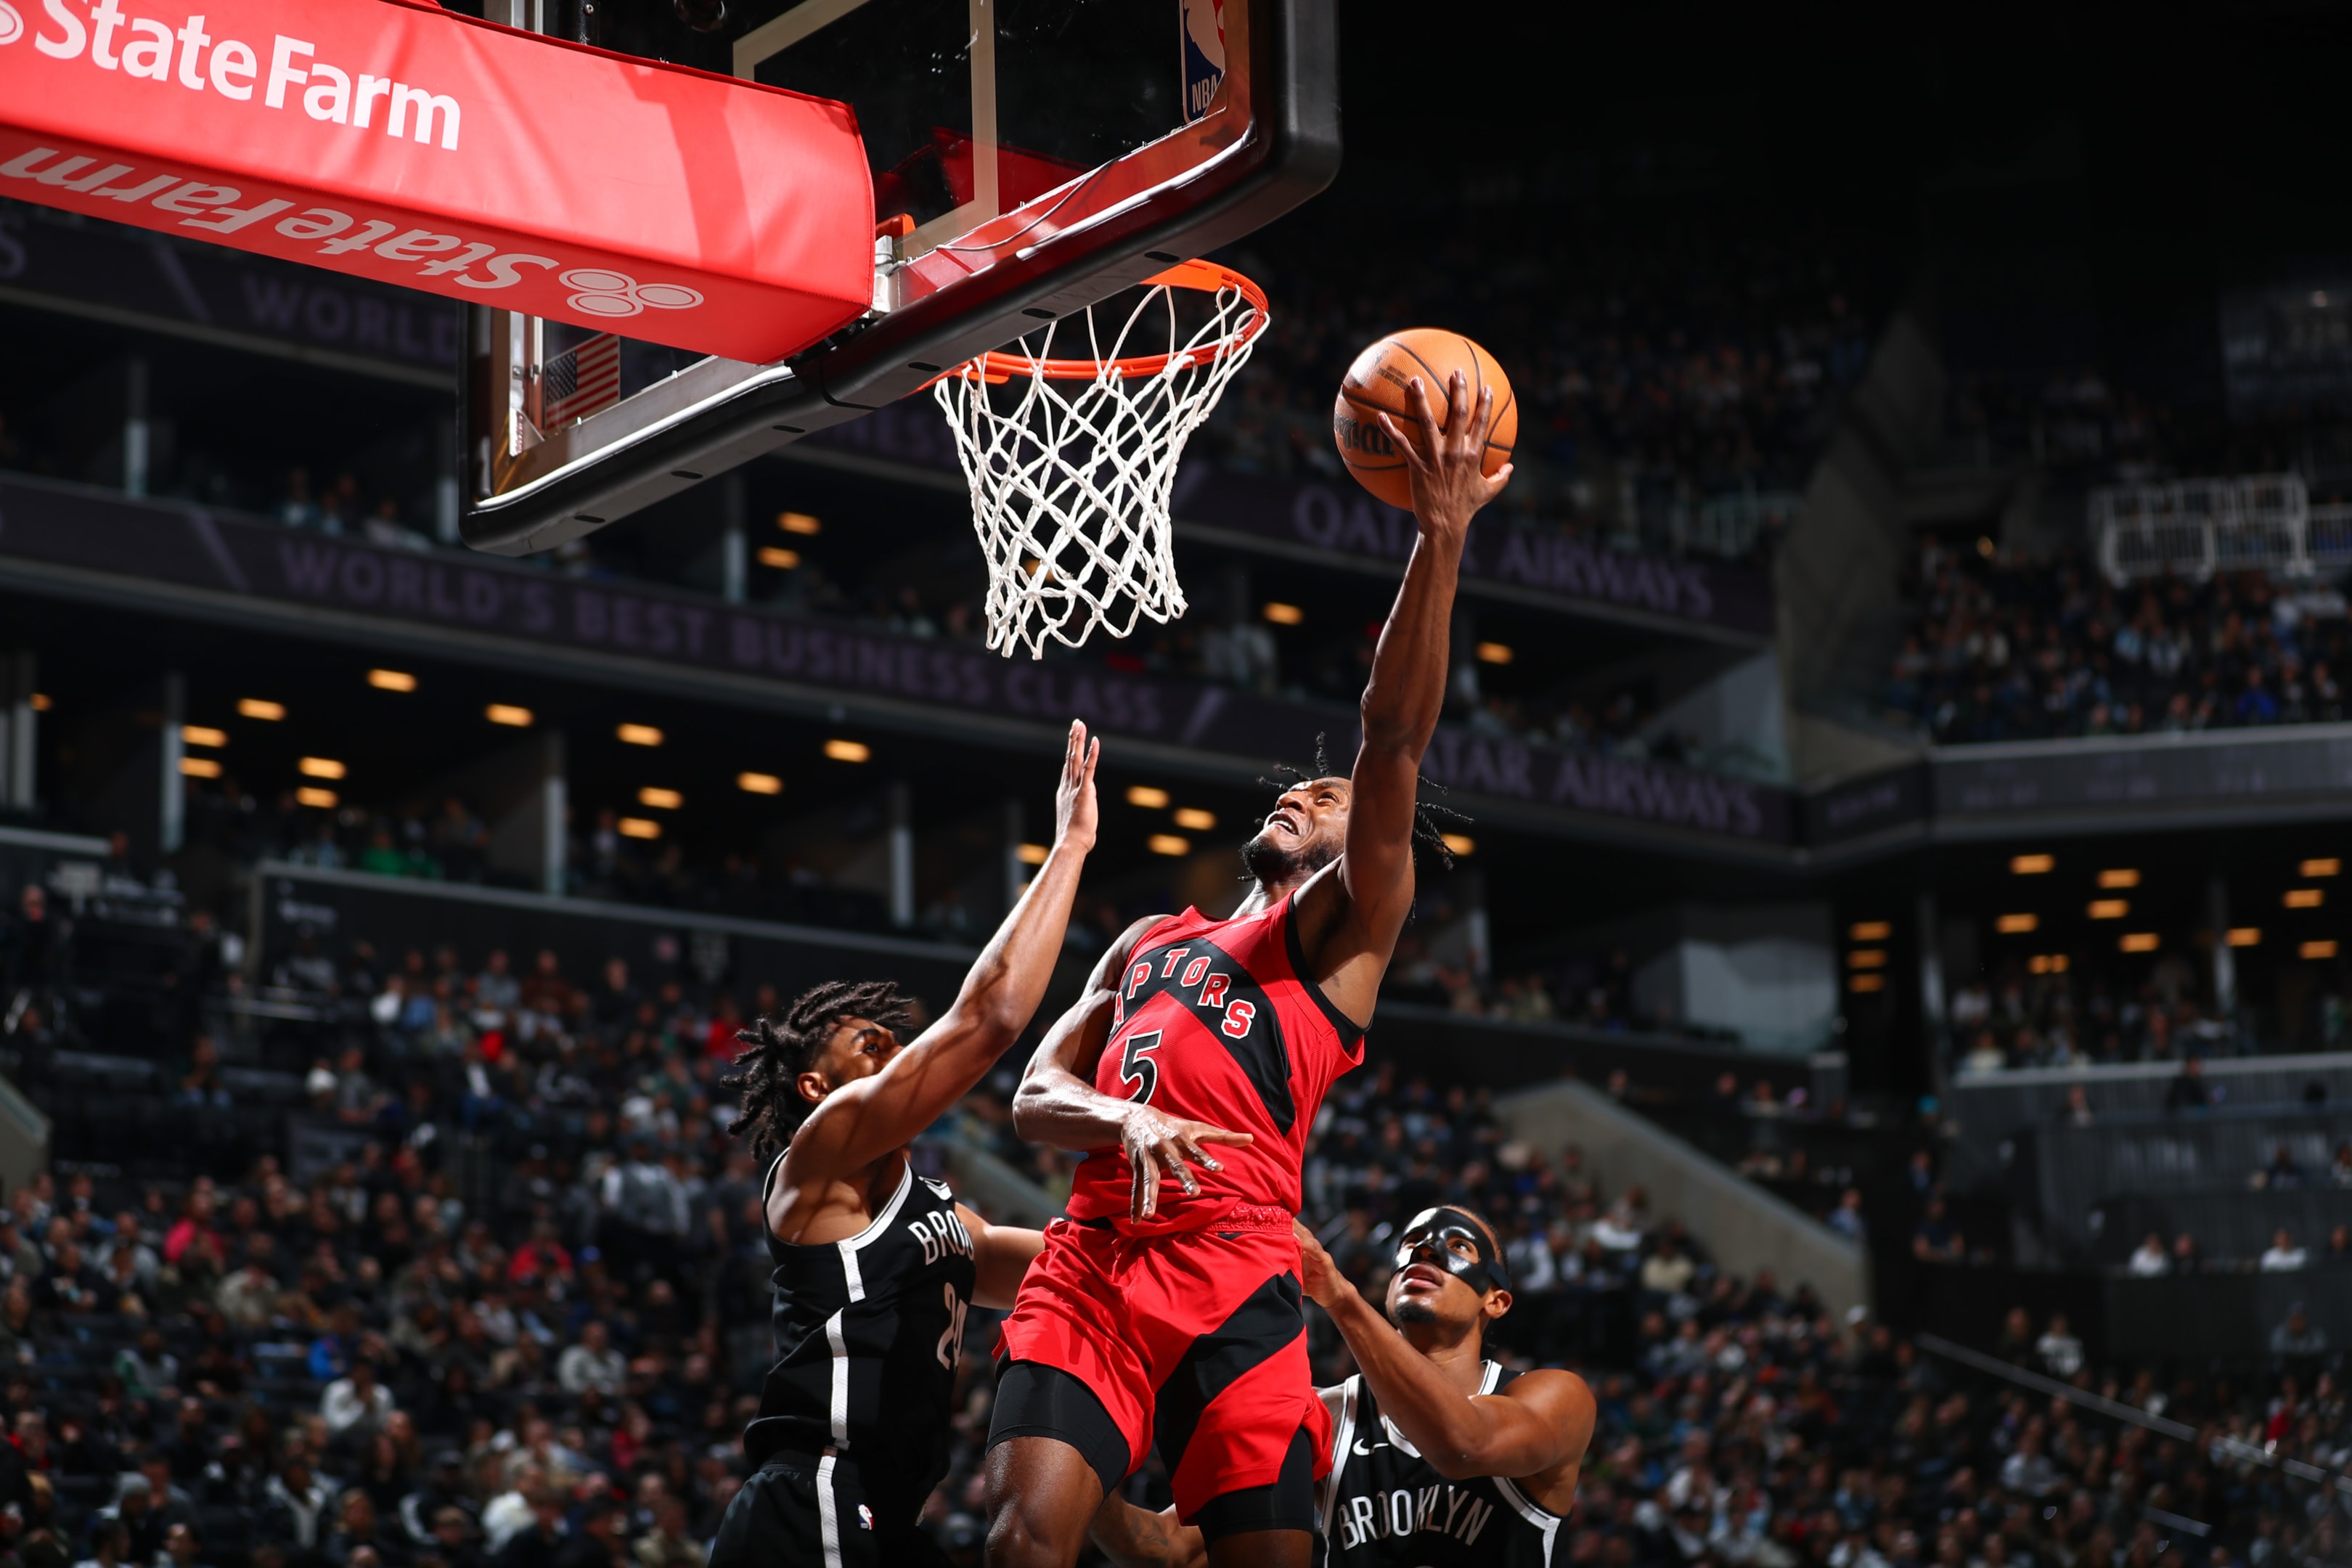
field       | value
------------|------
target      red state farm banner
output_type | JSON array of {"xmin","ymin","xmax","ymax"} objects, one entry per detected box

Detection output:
[{"xmin": 0, "ymin": 0, "xmax": 873, "ymax": 363}]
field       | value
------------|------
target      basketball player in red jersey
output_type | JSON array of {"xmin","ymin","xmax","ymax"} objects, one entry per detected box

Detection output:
[{"xmin": 981, "ymin": 369, "xmax": 1513, "ymax": 1568}]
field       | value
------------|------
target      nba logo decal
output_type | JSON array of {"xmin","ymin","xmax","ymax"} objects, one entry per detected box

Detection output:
[
  {"xmin": 1180, "ymin": 0, "xmax": 1225, "ymax": 122},
  {"xmin": 0, "ymin": 1, "xmax": 23, "ymax": 46},
  {"xmin": 857, "ymin": 1504, "xmax": 874, "ymax": 1531}
]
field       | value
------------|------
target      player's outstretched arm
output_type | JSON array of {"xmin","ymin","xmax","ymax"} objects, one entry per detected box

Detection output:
[
  {"xmin": 1011, "ymin": 923, "xmax": 1254, "ymax": 1221},
  {"xmin": 780, "ymin": 721, "xmax": 1100, "ymax": 1191},
  {"xmin": 1297, "ymin": 369, "xmax": 1511, "ymax": 1024},
  {"xmin": 956, "ymin": 1204, "xmax": 1045, "ymax": 1310},
  {"xmin": 1296, "ymin": 1225, "xmax": 1592, "ymax": 1484},
  {"xmin": 1087, "ymin": 1495, "xmax": 1205, "ymax": 1568}
]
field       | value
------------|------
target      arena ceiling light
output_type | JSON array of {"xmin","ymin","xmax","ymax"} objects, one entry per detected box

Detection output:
[
  {"xmin": 28, "ymin": 695, "xmax": 49, "ymax": 712},
  {"xmin": 368, "ymin": 669, "xmax": 418, "ymax": 693},
  {"xmin": 297, "ymin": 787, "xmax": 338, "ymax": 809},
  {"xmin": 737, "ymin": 772, "xmax": 783, "ymax": 796},
  {"xmin": 1173, "ymin": 808, "xmax": 1217, "ymax": 831},
  {"xmin": 1148, "ymin": 834, "xmax": 1191, "ymax": 857},
  {"xmin": 1126, "ymin": 785, "xmax": 1171, "ymax": 809},
  {"xmin": 618, "ymin": 817, "xmax": 661, "ymax": 840},
  {"xmin": 638, "ymin": 787, "xmax": 682, "ymax": 810},
  {"xmin": 299, "ymin": 757, "xmax": 346, "ymax": 780},
  {"xmin": 2119, "ymin": 933, "xmax": 2159, "ymax": 953},
  {"xmin": 179, "ymin": 757, "xmax": 221, "ymax": 779},
  {"xmin": 1847, "ymin": 973, "xmax": 1885, "ymax": 995},
  {"xmin": 1442, "ymin": 833, "xmax": 1475, "ymax": 857},
  {"xmin": 823, "ymin": 738, "xmax": 870, "ymax": 763},
  {"xmin": 2285, "ymin": 889, "xmax": 2326, "ymax": 909},
  {"xmin": 779, "ymin": 513, "xmax": 822, "ymax": 536},
  {"xmin": 2009, "ymin": 854, "xmax": 2054, "ymax": 875},
  {"xmin": 2088, "ymin": 899, "xmax": 2129, "ymax": 920},
  {"xmin": 2028, "ymin": 954, "xmax": 2071, "ymax": 974},
  {"xmin": 2228, "ymin": 927, "xmax": 2263, "ymax": 947},
  {"xmin": 2097, "ymin": 868, "xmax": 2140, "ymax": 889},
  {"xmin": 1847, "ymin": 949, "xmax": 1887, "ymax": 969},
  {"xmin": 1016, "ymin": 843, "xmax": 1050, "ymax": 866},
  {"xmin": 2301, "ymin": 939, "xmax": 2339, "ymax": 960},
  {"xmin": 2303, "ymin": 858, "xmax": 2341, "ymax": 878},
  {"xmin": 486, "ymin": 704, "xmax": 534, "ymax": 727},
  {"xmin": 1996, "ymin": 913, "xmax": 2038, "ymax": 934},
  {"xmin": 617, "ymin": 724, "xmax": 664, "ymax": 746},
  {"xmin": 1475, "ymin": 642, "xmax": 1514, "ymax": 665},
  {"xmin": 180, "ymin": 725, "xmax": 226, "ymax": 748},
  {"xmin": 1263, "ymin": 602, "xmax": 1304, "ymax": 626},
  {"xmin": 237, "ymin": 698, "xmax": 285, "ymax": 721},
  {"xmin": 1849, "ymin": 920, "xmax": 1892, "ymax": 942},
  {"xmin": 759, "ymin": 547, "xmax": 801, "ymax": 569}
]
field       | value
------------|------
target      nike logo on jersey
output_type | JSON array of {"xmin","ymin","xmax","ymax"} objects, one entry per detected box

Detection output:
[
  {"xmin": 1351, "ymin": 1437, "xmax": 1388, "ymax": 1455},
  {"xmin": 1334, "ymin": 1485, "xmax": 1495, "ymax": 1551}
]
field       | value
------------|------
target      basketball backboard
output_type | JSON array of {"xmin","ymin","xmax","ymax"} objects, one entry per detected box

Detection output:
[{"xmin": 460, "ymin": 0, "xmax": 1336, "ymax": 557}]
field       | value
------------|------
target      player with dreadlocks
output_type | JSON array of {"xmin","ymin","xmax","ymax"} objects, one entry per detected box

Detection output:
[
  {"xmin": 984, "ymin": 370, "xmax": 1514, "ymax": 1568},
  {"xmin": 709, "ymin": 720, "xmax": 1100, "ymax": 1568}
]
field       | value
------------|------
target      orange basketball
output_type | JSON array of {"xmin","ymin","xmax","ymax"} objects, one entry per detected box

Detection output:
[{"xmin": 1332, "ymin": 329, "xmax": 1516, "ymax": 509}]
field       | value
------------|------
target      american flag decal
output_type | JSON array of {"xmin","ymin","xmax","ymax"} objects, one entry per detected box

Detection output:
[{"xmin": 543, "ymin": 333, "xmax": 623, "ymax": 428}]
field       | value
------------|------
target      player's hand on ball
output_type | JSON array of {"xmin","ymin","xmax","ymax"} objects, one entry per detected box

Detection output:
[
  {"xmin": 1053, "ymin": 719, "xmax": 1101, "ymax": 854},
  {"xmin": 1291, "ymin": 1221, "xmax": 1343, "ymax": 1307},
  {"xmin": 1121, "ymin": 1106, "xmax": 1252, "ymax": 1220},
  {"xmin": 1376, "ymin": 368, "xmax": 1512, "ymax": 541}
]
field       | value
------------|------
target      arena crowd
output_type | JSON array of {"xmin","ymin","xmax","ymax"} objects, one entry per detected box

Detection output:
[{"xmin": 0, "ymin": 889, "xmax": 2345, "ymax": 1568}]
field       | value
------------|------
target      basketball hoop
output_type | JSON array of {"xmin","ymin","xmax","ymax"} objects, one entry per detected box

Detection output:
[{"xmin": 932, "ymin": 260, "xmax": 1269, "ymax": 659}]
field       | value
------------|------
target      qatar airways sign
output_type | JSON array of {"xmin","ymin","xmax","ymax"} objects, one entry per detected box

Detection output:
[{"xmin": 0, "ymin": 0, "xmax": 874, "ymax": 362}]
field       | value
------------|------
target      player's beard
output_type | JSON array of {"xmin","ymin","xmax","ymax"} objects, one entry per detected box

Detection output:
[
  {"xmin": 1393, "ymin": 1300, "xmax": 1440, "ymax": 1326},
  {"xmin": 1241, "ymin": 828, "xmax": 1336, "ymax": 887}
]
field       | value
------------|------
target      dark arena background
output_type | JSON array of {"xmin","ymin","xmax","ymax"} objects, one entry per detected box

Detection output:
[{"xmin": 1, "ymin": 2, "xmax": 2349, "ymax": 1567}]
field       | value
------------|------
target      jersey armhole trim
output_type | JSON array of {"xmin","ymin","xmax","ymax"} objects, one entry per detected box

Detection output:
[
  {"xmin": 1318, "ymin": 1377, "xmax": 1357, "ymax": 1540},
  {"xmin": 1281, "ymin": 895, "xmax": 1367, "ymax": 1053}
]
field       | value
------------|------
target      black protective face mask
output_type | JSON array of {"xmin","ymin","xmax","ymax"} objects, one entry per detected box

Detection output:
[{"xmin": 1394, "ymin": 1206, "xmax": 1512, "ymax": 1296}]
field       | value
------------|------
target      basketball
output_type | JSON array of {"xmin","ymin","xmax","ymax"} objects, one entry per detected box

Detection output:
[{"xmin": 1332, "ymin": 330, "xmax": 1517, "ymax": 509}]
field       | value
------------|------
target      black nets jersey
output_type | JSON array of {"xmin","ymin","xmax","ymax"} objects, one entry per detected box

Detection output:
[
  {"xmin": 1315, "ymin": 1363, "xmax": 1568, "ymax": 1567},
  {"xmin": 742, "ymin": 1156, "xmax": 976, "ymax": 1527}
]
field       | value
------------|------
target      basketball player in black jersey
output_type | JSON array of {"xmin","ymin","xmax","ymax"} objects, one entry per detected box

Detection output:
[
  {"xmin": 707, "ymin": 721, "xmax": 1101, "ymax": 1568},
  {"xmin": 1087, "ymin": 1205, "xmax": 1593, "ymax": 1567}
]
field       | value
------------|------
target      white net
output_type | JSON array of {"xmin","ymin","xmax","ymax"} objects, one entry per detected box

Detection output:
[{"xmin": 933, "ymin": 266, "xmax": 1267, "ymax": 659}]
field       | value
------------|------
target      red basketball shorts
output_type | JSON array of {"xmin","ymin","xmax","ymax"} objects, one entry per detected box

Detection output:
[{"xmin": 994, "ymin": 1206, "xmax": 1331, "ymax": 1525}]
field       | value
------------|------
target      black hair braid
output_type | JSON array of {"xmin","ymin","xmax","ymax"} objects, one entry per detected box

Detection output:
[
  {"xmin": 722, "ymin": 979, "xmax": 916, "ymax": 1161},
  {"xmin": 1258, "ymin": 731, "xmax": 1473, "ymax": 870}
]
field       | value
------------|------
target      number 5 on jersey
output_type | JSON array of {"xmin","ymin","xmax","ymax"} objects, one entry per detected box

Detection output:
[{"xmin": 1117, "ymin": 1030, "xmax": 1163, "ymax": 1103}]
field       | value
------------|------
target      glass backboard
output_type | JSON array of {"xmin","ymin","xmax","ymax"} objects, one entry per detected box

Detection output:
[{"xmin": 460, "ymin": 0, "xmax": 1336, "ymax": 557}]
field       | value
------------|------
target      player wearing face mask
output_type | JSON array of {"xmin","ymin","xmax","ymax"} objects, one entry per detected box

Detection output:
[{"xmin": 1087, "ymin": 1204, "xmax": 1594, "ymax": 1567}]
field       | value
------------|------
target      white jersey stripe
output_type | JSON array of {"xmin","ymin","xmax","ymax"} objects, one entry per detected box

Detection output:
[
  {"xmin": 825, "ymin": 1310, "xmax": 849, "ymax": 1446},
  {"xmin": 814, "ymin": 1448, "xmax": 844, "ymax": 1568}
]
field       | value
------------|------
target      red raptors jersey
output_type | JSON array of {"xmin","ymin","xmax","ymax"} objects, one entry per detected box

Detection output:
[{"xmin": 1066, "ymin": 894, "xmax": 1365, "ymax": 1226}]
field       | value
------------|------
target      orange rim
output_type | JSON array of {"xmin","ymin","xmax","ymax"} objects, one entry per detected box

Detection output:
[{"xmin": 950, "ymin": 261, "xmax": 1267, "ymax": 385}]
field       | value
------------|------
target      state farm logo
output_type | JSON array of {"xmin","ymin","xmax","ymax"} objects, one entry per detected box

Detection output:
[
  {"xmin": 560, "ymin": 269, "xmax": 703, "ymax": 319},
  {"xmin": 0, "ymin": 1, "xmax": 26, "ymax": 46}
]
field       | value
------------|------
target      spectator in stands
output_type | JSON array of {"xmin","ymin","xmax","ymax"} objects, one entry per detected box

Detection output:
[
  {"xmin": 2254, "ymin": 1140, "xmax": 2305, "ymax": 1188},
  {"xmin": 2271, "ymin": 1302, "xmax": 2327, "ymax": 1357},
  {"xmin": 556, "ymin": 1321, "xmax": 624, "ymax": 1398},
  {"xmin": 1912, "ymin": 1198, "xmax": 1964, "ymax": 1263},
  {"xmin": 2126, "ymin": 1233, "xmax": 2169, "ymax": 1276},
  {"xmin": 2163, "ymin": 1055, "xmax": 2214, "ymax": 1111},
  {"xmin": 2035, "ymin": 1313, "xmax": 2084, "ymax": 1379},
  {"xmin": 2260, "ymin": 1228, "xmax": 2309, "ymax": 1272},
  {"xmin": 2171, "ymin": 1230, "xmax": 2203, "ymax": 1273},
  {"xmin": 0, "ymin": 885, "xmax": 57, "ymax": 998},
  {"xmin": 2331, "ymin": 1141, "xmax": 2352, "ymax": 1186},
  {"xmin": 1828, "ymin": 1188, "xmax": 1866, "ymax": 1244},
  {"xmin": 321, "ymin": 1355, "xmax": 395, "ymax": 1440}
]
